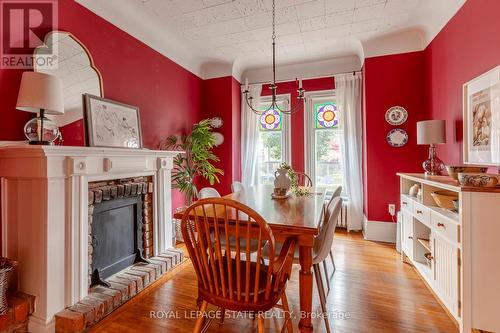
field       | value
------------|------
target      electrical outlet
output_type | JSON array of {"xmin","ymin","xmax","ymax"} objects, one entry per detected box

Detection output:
[{"xmin": 388, "ymin": 204, "xmax": 396, "ymax": 216}]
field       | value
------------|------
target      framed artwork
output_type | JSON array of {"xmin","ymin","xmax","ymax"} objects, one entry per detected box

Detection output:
[
  {"xmin": 83, "ymin": 94, "xmax": 143, "ymax": 148},
  {"xmin": 463, "ymin": 65, "xmax": 500, "ymax": 165}
]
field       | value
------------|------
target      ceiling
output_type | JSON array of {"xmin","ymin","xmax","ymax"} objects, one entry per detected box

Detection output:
[{"xmin": 76, "ymin": 0, "xmax": 465, "ymax": 80}]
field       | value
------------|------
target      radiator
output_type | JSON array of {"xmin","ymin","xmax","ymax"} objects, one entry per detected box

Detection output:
[{"xmin": 337, "ymin": 198, "xmax": 348, "ymax": 229}]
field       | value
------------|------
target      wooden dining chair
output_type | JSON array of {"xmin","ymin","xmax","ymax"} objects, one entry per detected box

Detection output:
[
  {"xmin": 263, "ymin": 197, "xmax": 342, "ymax": 333},
  {"xmin": 294, "ymin": 172, "xmax": 313, "ymax": 187},
  {"xmin": 323, "ymin": 186, "xmax": 343, "ymax": 291},
  {"xmin": 181, "ymin": 198, "xmax": 297, "ymax": 333}
]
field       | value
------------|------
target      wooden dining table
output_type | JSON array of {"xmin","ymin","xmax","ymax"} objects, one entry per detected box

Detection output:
[{"xmin": 174, "ymin": 185, "xmax": 326, "ymax": 333}]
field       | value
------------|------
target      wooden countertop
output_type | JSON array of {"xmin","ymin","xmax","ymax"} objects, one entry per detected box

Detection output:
[{"xmin": 397, "ymin": 173, "xmax": 500, "ymax": 193}]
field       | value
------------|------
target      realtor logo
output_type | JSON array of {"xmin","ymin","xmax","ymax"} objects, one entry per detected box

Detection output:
[{"xmin": 0, "ymin": 0, "xmax": 58, "ymax": 69}]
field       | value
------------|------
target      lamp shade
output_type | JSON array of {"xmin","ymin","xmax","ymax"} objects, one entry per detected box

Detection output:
[
  {"xmin": 16, "ymin": 72, "xmax": 64, "ymax": 115},
  {"xmin": 417, "ymin": 120, "xmax": 446, "ymax": 145}
]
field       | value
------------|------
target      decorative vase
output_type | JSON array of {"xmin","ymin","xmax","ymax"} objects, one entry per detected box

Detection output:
[
  {"xmin": 409, "ymin": 184, "xmax": 420, "ymax": 197},
  {"xmin": 274, "ymin": 168, "xmax": 291, "ymax": 196}
]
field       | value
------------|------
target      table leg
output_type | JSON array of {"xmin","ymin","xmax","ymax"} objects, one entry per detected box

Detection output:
[{"xmin": 298, "ymin": 245, "xmax": 314, "ymax": 333}]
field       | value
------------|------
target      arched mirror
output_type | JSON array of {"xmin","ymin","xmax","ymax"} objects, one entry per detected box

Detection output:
[{"xmin": 34, "ymin": 31, "xmax": 103, "ymax": 131}]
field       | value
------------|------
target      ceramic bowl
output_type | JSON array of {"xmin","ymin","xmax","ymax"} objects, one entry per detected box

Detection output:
[
  {"xmin": 457, "ymin": 173, "xmax": 499, "ymax": 187},
  {"xmin": 446, "ymin": 165, "xmax": 488, "ymax": 180},
  {"xmin": 430, "ymin": 190, "xmax": 459, "ymax": 210}
]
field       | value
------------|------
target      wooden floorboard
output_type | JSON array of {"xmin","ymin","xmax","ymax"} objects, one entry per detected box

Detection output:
[{"xmin": 88, "ymin": 230, "xmax": 458, "ymax": 333}]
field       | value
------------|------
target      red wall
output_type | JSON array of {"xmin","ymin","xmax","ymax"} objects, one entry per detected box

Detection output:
[
  {"xmin": 200, "ymin": 76, "xmax": 241, "ymax": 195},
  {"xmin": 0, "ymin": 0, "xmax": 203, "ymax": 209},
  {"xmin": 363, "ymin": 52, "xmax": 429, "ymax": 222},
  {"xmin": 424, "ymin": 0, "xmax": 500, "ymax": 165},
  {"xmin": 260, "ymin": 77, "xmax": 334, "ymax": 172}
]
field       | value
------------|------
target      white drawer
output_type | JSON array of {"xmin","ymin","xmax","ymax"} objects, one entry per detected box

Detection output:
[
  {"xmin": 413, "ymin": 202, "xmax": 430, "ymax": 226},
  {"xmin": 400, "ymin": 195, "xmax": 414, "ymax": 212},
  {"xmin": 431, "ymin": 211, "xmax": 459, "ymax": 244}
]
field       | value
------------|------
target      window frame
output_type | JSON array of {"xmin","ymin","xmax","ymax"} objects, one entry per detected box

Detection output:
[
  {"xmin": 303, "ymin": 90, "xmax": 336, "ymax": 186},
  {"xmin": 256, "ymin": 94, "xmax": 292, "ymax": 184}
]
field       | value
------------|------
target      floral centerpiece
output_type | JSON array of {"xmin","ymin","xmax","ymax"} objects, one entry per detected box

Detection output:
[{"xmin": 278, "ymin": 162, "xmax": 312, "ymax": 197}]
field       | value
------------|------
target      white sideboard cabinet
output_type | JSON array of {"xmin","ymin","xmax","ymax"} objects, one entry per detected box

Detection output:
[{"xmin": 398, "ymin": 173, "xmax": 500, "ymax": 333}]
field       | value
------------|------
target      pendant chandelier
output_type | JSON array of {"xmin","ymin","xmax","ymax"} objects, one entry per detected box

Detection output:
[{"xmin": 242, "ymin": 0, "xmax": 306, "ymax": 115}]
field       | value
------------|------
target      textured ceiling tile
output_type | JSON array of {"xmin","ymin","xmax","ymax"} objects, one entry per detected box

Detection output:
[
  {"xmin": 234, "ymin": 0, "xmax": 267, "ymax": 16},
  {"xmin": 244, "ymin": 11, "xmax": 272, "ymax": 28},
  {"xmin": 295, "ymin": 0, "xmax": 325, "ymax": 20},
  {"xmin": 351, "ymin": 19, "xmax": 380, "ymax": 34},
  {"xmin": 171, "ymin": 0, "xmax": 207, "ymax": 13},
  {"xmin": 275, "ymin": 5, "xmax": 299, "ymax": 24},
  {"xmin": 325, "ymin": 23, "xmax": 352, "ymax": 38},
  {"xmin": 209, "ymin": 2, "xmax": 243, "ymax": 21},
  {"xmin": 301, "ymin": 29, "xmax": 326, "ymax": 42},
  {"xmin": 205, "ymin": 18, "xmax": 248, "ymax": 34},
  {"xmin": 276, "ymin": 32, "xmax": 304, "ymax": 45},
  {"xmin": 355, "ymin": 0, "xmax": 387, "ymax": 8},
  {"xmin": 299, "ymin": 16, "xmax": 326, "ymax": 32},
  {"xmin": 276, "ymin": 21, "xmax": 302, "ymax": 35},
  {"xmin": 353, "ymin": 3, "xmax": 385, "ymax": 22},
  {"xmin": 183, "ymin": 8, "xmax": 217, "ymax": 27},
  {"xmin": 203, "ymin": 0, "xmax": 234, "ymax": 6},
  {"xmin": 325, "ymin": 9, "xmax": 353, "ymax": 27},
  {"xmin": 325, "ymin": 0, "xmax": 356, "ymax": 14},
  {"xmin": 143, "ymin": 0, "xmax": 183, "ymax": 19}
]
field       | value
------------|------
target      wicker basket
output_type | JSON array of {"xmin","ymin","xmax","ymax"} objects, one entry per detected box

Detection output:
[{"xmin": 0, "ymin": 258, "xmax": 17, "ymax": 315}]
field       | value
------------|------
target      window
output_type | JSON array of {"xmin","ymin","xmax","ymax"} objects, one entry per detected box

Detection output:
[
  {"xmin": 256, "ymin": 96, "xmax": 290, "ymax": 185},
  {"xmin": 305, "ymin": 92, "xmax": 343, "ymax": 188}
]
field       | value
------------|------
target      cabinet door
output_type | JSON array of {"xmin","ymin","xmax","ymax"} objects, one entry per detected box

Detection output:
[
  {"xmin": 432, "ymin": 231, "xmax": 459, "ymax": 316},
  {"xmin": 402, "ymin": 210, "xmax": 414, "ymax": 260}
]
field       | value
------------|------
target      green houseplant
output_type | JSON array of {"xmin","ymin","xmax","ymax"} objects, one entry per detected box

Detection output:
[{"xmin": 159, "ymin": 118, "xmax": 223, "ymax": 205}]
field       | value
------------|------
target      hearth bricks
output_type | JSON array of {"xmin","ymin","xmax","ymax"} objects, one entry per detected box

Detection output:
[
  {"xmin": 124, "ymin": 183, "xmax": 131, "ymax": 196},
  {"xmin": 93, "ymin": 190, "xmax": 102, "ymax": 204},
  {"xmin": 54, "ymin": 310, "xmax": 84, "ymax": 333},
  {"xmin": 55, "ymin": 250, "xmax": 184, "ymax": 333},
  {"xmin": 58, "ymin": 177, "xmax": 181, "ymax": 333},
  {"xmin": 101, "ymin": 187, "xmax": 110, "ymax": 201},
  {"xmin": 109, "ymin": 186, "xmax": 118, "ymax": 199},
  {"xmin": 117, "ymin": 184, "xmax": 124, "ymax": 197},
  {"xmin": 88, "ymin": 190, "xmax": 94, "ymax": 205},
  {"xmin": 121, "ymin": 272, "xmax": 144, "ymax": 292}
]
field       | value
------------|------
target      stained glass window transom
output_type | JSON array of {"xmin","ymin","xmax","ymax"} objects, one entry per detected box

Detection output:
[
  {"xmin": 315, "ymin": 103, "xmax": 339, "ymax": 129},
  {"xmin": 259, "ymin": 109, "xmax": 282, "ymax": 131}
]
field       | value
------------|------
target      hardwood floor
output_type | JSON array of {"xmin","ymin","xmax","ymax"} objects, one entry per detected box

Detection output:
[{"xmin": 88, "ymin": 230, "xmax": 458, "ymax": 333}]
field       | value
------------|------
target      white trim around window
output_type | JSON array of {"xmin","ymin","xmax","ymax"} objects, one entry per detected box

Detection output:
[
  {"xmin": 259, "ymin": 94, "xmax": 292, "ymax": 165},
  {"xmin": 304, "ymin": 90, "xmax": 335, "ymax": 185}
]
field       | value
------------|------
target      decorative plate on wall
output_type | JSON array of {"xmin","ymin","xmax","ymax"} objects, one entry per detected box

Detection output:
[
  {"xmin": 387, "ymin": 128, "xmax": 408, "ymax": 147},
  {"xmin": 212, "ymin": 132, "xmax": 224, "ymax": 146},
  {"xmin": 210, "ymin": 117, "xmax": 224, "ymax": 129},
  {"xmin": 385, "ymin": 106, "xmax": 408, "ymax": 125}
]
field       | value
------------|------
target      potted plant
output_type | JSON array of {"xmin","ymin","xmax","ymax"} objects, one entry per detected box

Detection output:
[{"xmin": 159, "ymin": 119, "xmax": 224, "ymax": 241}]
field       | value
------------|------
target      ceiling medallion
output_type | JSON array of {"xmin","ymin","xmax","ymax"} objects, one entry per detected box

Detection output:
[{"xmin": 242, "ymin": 0, "xmax": 305, "ymax": 115}]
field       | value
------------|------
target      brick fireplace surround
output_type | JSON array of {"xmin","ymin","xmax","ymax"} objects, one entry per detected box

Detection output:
[{"xmin": 0, "ymin": 146, "xmax": 181, "ymax": 333}]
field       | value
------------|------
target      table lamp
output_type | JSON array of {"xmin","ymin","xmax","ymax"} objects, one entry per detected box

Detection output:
[
  {"xmin": 417, "ymin": 120, "xmax": 446, "ymax": 175},
  {"xmin": 16, "ymin": 72, "xmax": 64, "ymax": 145}
]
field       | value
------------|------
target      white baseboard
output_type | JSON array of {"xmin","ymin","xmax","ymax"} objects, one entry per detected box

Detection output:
[{"xmin": 362, "ymin": 216, "xmax": 397, "ymax": 243}]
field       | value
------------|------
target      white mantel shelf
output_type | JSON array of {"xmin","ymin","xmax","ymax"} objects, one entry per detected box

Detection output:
[{"xmin": 0, "ymin": 145, "xmax": 180, "ymax": 333}]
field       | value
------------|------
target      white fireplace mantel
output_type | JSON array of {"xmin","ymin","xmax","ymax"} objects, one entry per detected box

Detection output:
[{"xmin": 0, "ymin": 145, "xmax": 180, "ymax": 333}]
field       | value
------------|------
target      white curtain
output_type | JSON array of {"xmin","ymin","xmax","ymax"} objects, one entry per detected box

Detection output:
[
  {"xmin": 241, "ymin": 84, "xmax": 262, "ymax": 186},
  {"xmin": 335, "ymin": 73, "xmax": 364, "ymax": 231}
]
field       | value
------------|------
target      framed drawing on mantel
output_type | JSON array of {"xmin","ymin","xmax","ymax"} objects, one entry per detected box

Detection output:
[
  {"xmin": 83, "ymin": 94, "xmax": 143, "ymax": 149},
  {"xmin": 463, "ymin": 65, "xmax": 500, "ymax": 165}
]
